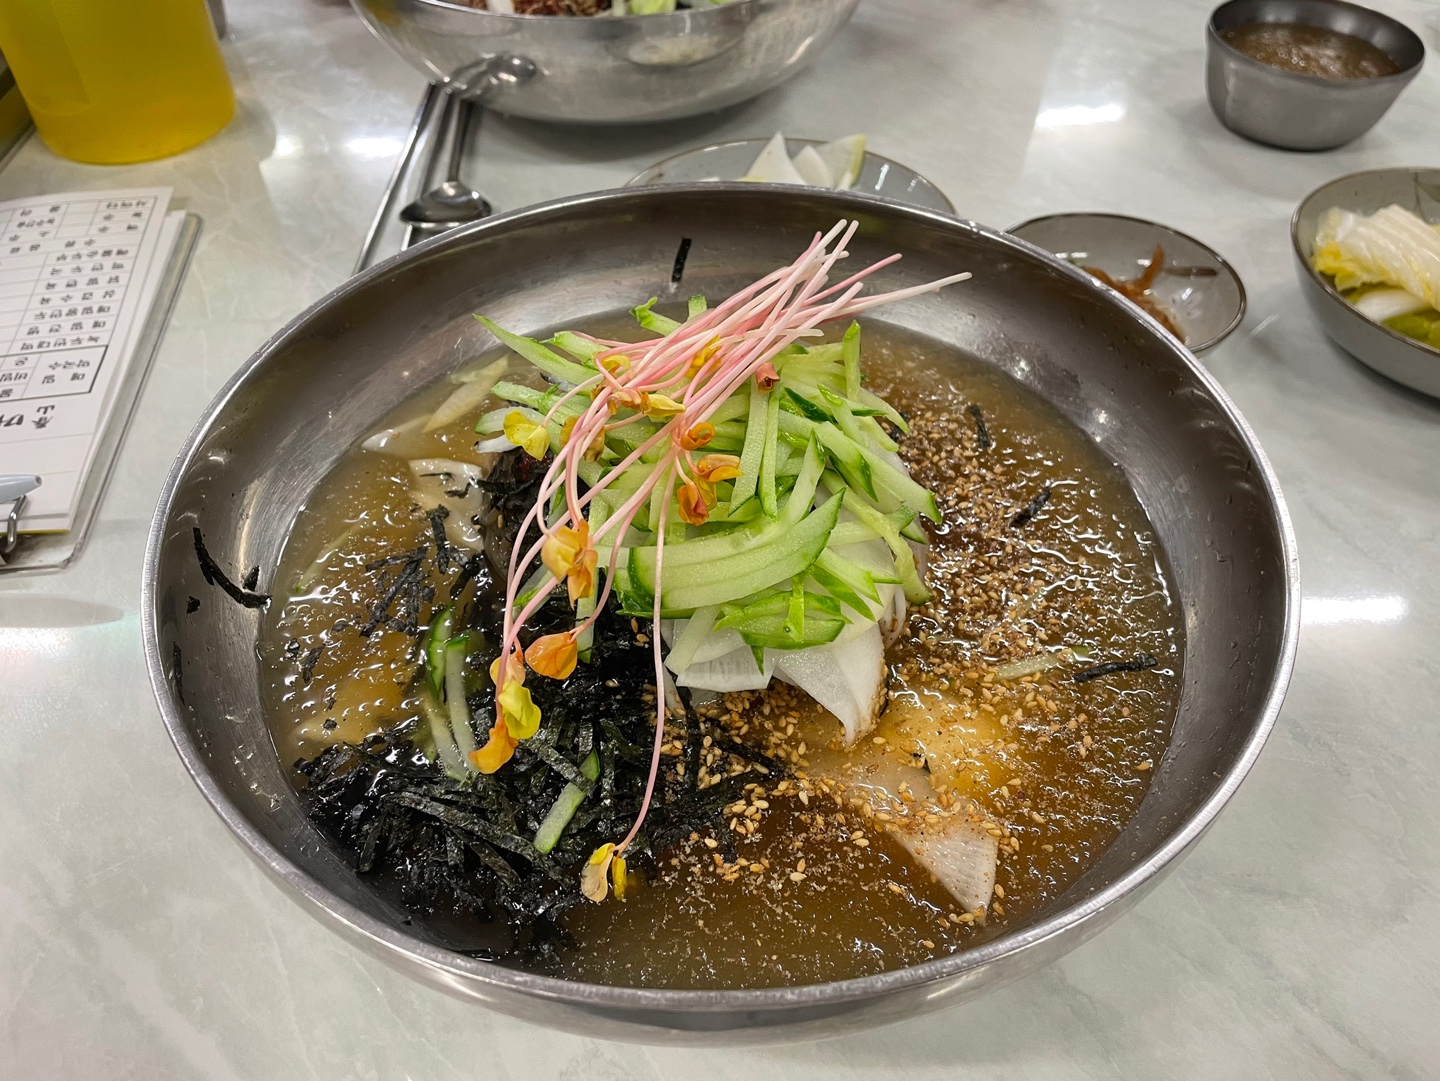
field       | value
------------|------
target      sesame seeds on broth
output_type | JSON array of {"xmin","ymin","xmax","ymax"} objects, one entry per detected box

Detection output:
[{"xmin": 547, "ymin": 324, "xmax": 1181, "ymax": 988}]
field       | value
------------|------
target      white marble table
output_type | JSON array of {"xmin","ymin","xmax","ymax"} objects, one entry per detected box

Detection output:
[{"xmin": 3, "ymin": 0, "xmax": 1439, "ymax": 1075}]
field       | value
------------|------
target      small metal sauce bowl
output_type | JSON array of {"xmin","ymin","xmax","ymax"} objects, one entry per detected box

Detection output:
[
  {"xmin": 1206, "ymin": 0, "xmax": 1424, "ymax": 151},
  {"xmin": 1009, "ymin": 213, "xmax": 1246, "ymax": 353}
]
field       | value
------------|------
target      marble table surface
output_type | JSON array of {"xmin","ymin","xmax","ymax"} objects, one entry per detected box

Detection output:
[{"xmin": 3, "ymin": 0, "xmax": 1439, "ymax": 1076}]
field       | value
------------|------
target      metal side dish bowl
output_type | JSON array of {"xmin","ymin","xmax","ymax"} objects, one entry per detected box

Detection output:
[
  {"xmin": 348, "ymin": 0, "xmax": 861, "ymax": 124},
  {"xmin": 1293, "ymin": 167, "xmax": 1440, "ymax": 399},
  {"xmin": 143, "ymin": 187, "xmax": 1298, "ymax": 1043},
  {"xmin": 1206, "ymin": 0, "xmax": 1424, "ymax": 150}
]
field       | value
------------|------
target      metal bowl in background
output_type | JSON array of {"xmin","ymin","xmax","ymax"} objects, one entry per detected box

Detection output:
[
  {"xmin": 142, "ymin": 187, "xmax": 1298, "ymax": 1043},
  {"xmin": 1009, "ymin": 212, "xmax": 1246, "ymax": 352},
  {"xmin": 1206, "ymin": 0, "xmax": 1424, "ymax": 151},
  {"xmin": 1292, "ymin": 167, "xmax": 1440, "ymax": 399},
  {"xmin": 627, "ymin": 136, "xmax": 956, "ymax": 214},
  {"xmin": 349, "ymin": 0, "xmax": 860, "ymax": 124}
]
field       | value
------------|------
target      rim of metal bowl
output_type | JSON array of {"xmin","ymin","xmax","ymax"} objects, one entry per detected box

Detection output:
[
  {"xmin": 1206, "ymin": 0, "xmax": 1426, "ymax": 85},
  {"xmin": 410, "ymin": 0, "xmax": 763, "ymax": 21},
  {"xmin": 1007, "ymin": 211, "xmax": 1247, "ymax": 352},
  {"xmin": 626, "ymin": 138, "xmax": 957, "ymax": 215},
  {"xmin": 142, "ymin": 184, "xmax": 1299, "ymax": 1018},
  {"xmin": 1291, "ymin": 166, "xmax": 1440, "ymax": 360}
]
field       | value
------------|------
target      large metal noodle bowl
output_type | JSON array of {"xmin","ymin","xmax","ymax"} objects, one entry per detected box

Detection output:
[
  {"xmin": 143, "ymin": 188, "xmax": 1298, "ymax": 1042},
  {"xmin": 348, "ymin": 0, "xmax": 862, "ymax": 124}
]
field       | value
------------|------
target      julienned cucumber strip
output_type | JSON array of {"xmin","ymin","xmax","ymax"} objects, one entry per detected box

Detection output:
[
  {"xmin": 759, "ymin": 387, "xmax": 782, "ymax": 518},
  {"xmin": 843, "ymin": 321, "xmax": 862, "ymax": 399},
  {"xmin": 688, "ymin": 295, "xmax": 708, "ymax": 319},
  {"xmin": 547, "ymin": 331, "xmax": 605, "ymax": 362},
  {"xmin": 632, "ymin": 298, "xmax": 683, "ymax": 336},
  {"xmin": 534, "ymin": 750, "xmax": 600, "ymax": 854},
  {"xmin": 776, "ymin": 412, "xmax": 877, "ymax": 500},
  {"xmin": 664, "ymin": 604, "xmax": 719, "ymax": 674},
  {"xmin": 625, "ymin": 491, "xmax": 843, "ymax": 612},
  {"xmin": 838, "ymin": 485, "xmax": 930, "ymax": 604},
  {"xmin": 475, "ymin": 316, "xmax": 597, "ymax": 387},
  {"xmin": 730, "ymin": 384, "xmax": 769, "ymax": 510}
]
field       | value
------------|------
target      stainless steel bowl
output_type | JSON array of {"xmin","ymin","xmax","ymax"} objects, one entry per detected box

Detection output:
[
  {"xmin": 349, "ymin": 0, "xmax": 860, "ymax": 124},
  {"xmin": 1292, "ymin": 167, "xmax": 1440, "ymax": 399},
  {"xmin": 143, "ymin": 187, "xmax": 1298, "ymax": 1043},
  {"xmin": 627, "ymin": 137, "xmax": 956, "ymax": 214},
  {"xmin": 1206, "ymin": 0, "xmax": 1424, "ymax": 150}
]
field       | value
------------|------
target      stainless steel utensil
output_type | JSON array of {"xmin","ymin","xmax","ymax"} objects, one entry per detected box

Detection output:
[
  {"xmin": 400, "ymin": 94, "xmax": 492, "ymax": 232},
  {"xmin": 1292, "ymin": 167, "xmax": 1440, "ymax": 398},
  {"xmin": 0, "ymin": 474, "xmax": 39, "ymax": 561},
  {"xmin": 1205, "ymin": 0, "xmax": 1424, "ymax": 151},
  {"xmin": 347, "ymin": 0, "xmax": 861, "ymax": 125},
  {"xmin": 143, "ymin": 186, "xmax": 1297, "ymax": 1043}
]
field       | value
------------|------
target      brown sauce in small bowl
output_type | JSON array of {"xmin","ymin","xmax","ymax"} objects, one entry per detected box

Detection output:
[{"xmin": 1221, "ymin": 22, "xmax": 1402, "ymax": 79}]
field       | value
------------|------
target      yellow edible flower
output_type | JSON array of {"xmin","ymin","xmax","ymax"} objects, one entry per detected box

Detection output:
[
  {"xmin": 677, "ymin": 478, "xmax": 711, "ymax": 526},
  {"xmin": 469, "ymin": 720, "xmax": 517, "ymax": 773},
  {"xmin": 527, "ymin": 632, "xmax": 578, "ymax": 680},
  {"xmin": 498, "ymin": 679, "xmax": 541, "ymax": 740},
  {"xmin": 561, "ymin": 416, "xmax": 606, "ymax": 462},
  {"xmin": 541, "ymin": 521, "xmax": 597, "ymax": 604},
  {"xmin": 694, "ymin": 453, "xmax": 742, "ymax": 484},
  {"xmin": 643, "ymin": 393, "xmax": 685, "ymax": 419},
  {"xmin": 680, "ymin": 422, "xmax": 714, "ymax": 451},
  {"xmin": 503, "ymin": 410, "xmax": 550, "ymax": 460},
  {"xmin": 581, "ymin": 843, "xmax": 615, "ymax": 902},
  {"xmin": 611, "ymin": 853, "xmax": 628, "ymax": 901}
]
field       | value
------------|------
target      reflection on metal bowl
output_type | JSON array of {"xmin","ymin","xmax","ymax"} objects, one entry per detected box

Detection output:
[
  {"xmin": 143, "ymin": 187, "xmax": 1297, "ymax": 1043},
  {"xmin": 348, "ymin": 0, "xmax": 861, "ymax": 124}
]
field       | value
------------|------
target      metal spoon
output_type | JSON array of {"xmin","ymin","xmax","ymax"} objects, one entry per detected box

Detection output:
[{"xmin": 400, "ymin": 92, "xmax": 491, "ymax": 231}]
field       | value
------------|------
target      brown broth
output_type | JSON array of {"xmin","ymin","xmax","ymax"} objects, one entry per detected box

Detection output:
[
  {"xmin": 259, "ymin": 320, "xmax": 1181, "ymax": 989},
  {"xmin": 1221, "ymin": 22, "xmax": 1402, "ymax": 79}
]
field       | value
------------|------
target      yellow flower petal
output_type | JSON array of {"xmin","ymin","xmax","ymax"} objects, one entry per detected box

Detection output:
[
  {"xmin": 644, "ymin": 393, "xmax": 685, "ymax": 419},
  {"xmin": 695, "ymin": 453, "xmax": 742, "ymax": 483},
  {"xmin": 541, "ymin": 521, "xmax": 589, "ymax": 581},
  {"xmin": 498, "ymin": 680, "xmax": 541, "ymax": 740},
  {"xmin": 567, "ymin": 547, "xmax": 598, "ymax": 605},
  {"xmin": 582, "ymin": 843, "xmax": 614, "ymax": 902},
  {"xmin": 469, "ymin": 720, "xmax": 517, "ymax": 773},
  {"xmin": 503, "ymin": 411, "xmax": 550, "ymax": 460},
  {"xmin": 611, "ymin": 853, "xmax": 628, "ymax": 900},
  {"xmin": 527, "ymin": 632, "xmax": 578, "ymax": 680},
  {"xmin": 677, "ymin": 479, "xmax": 710, "ymax": 526},
  {"xmin": 680, "ymin": 422, "xmax": 714, "ymax": 451}
]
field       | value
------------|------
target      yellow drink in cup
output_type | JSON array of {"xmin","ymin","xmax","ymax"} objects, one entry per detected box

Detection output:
[{"xmin": 0, "ymin": 0, "xmax": 235, "ymax": 165}]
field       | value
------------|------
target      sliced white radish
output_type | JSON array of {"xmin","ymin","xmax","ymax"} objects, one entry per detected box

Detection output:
[
  {"xmin": 792, "ymin": 145, "xmax": 834, "ymax": 188},
  {"xmin": 361, "ymin": 416, "xmax": 426, "ymax": 454},
  {"xmin": 893, "ymin": 820, "xmax": 999, "ymax": 916},
  {"xmin": 675, "ymin": 642, "xmax": 774, "ymax": 692},
  {"xmin": 424, "ymin": 357, "xmax": 508, "ymax": 431},
  {"xmin": 815, "ymin": 134, "xmax": 867, "ymax": 189},
  {"xmin": 740, "ymin": 132, "xmax": 807, "ymax": 186},
  {"xmin": 772, "ymin": 622, "xmax": 885, "ymax": 744},
  {"xmin": 407, "ymin": 459, "xmax": 488, "ymax": 551}
]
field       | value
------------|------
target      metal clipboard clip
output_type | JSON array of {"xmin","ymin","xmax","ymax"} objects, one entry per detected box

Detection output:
[{"xmin": 0, "ymin": 475, "xmax": 40, "ymax": 564}]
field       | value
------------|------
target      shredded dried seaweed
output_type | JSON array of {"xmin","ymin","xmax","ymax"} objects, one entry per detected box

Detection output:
[
  {"xmin": 1010, "ymin": 485, "xmax": 1052, "ymax": 529},
  {"xmin": 193, "ymin": 528, "xmax": 270, "ymax": 609},
  {"xmin": 1073, "ymin": 654, "xmax": 1159, "ymax": 684},
  {"xmin": 967, "ymin": 403, "xmax": 991, "ymax": 451}
]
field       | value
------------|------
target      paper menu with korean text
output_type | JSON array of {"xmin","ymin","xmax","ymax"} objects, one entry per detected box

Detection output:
[{"xmin": 0, "ymin": 187, "xmax": 177, "ymax": 532}]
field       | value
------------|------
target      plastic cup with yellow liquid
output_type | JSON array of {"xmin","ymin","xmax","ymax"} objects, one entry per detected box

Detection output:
[{"xmin": 0, "ymin": 0, "xmax": 235, "ymax": 165}]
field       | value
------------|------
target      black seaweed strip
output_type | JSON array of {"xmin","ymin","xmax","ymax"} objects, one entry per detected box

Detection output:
[
  {"xmin": 709, "ymin": 734, "xmax": 784, "ymax": 776},
  {"xmin": 388, "ymin": 791, "xmax": 551, "ymax": 868},
  {"xmin": 192, "ymin": 528, "xmax": 270, "ymax": 608},
  {"xmin": 1010, "ymin": 486, "xmax": 1052, "ymax": 529},
  {"xmin": 242, "ymin": 565, "xmax": 260, "ymax": 592},
  {"xmin": 1073, "ymin": 654, "xmax": 1159, "ymax": 684},
  {"xmin": 300, "ymin": 644, "xmax": 324, "ymax": 685},
  {"xmin": 531, "ymin": 742, "xmax": 594, "ymax": 795},
  {"xmin": 670, "ymin": 236, "xmax": 692, "ymax": 285},
  {"xmin": 186, "ymin": 596, "xmax": 200, "ymax": 614},
  {"xmin": 967, "ymin": 403, "xmax": 992, "ymax": 450},
  {"xmin": 366, "ymin": 545, "xmax": 428, "ymax": 571},
  {"xmin": 467, "ymin": 840, "xmax": 520, "ymax": 885},
  {"xmin": 684, "ymin": 720, "xmax": 702, "ymax": 795},
  {"xmin": 427, "ymin": 506, "xmax": 452, "ymax": 574},
  {"xmin": 359, "ymin": 553, "xmax": 427, "ymax": 638},
  {"xmin": 449, "ymin": 553, "xmax": 482, "ymax": 600}
]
